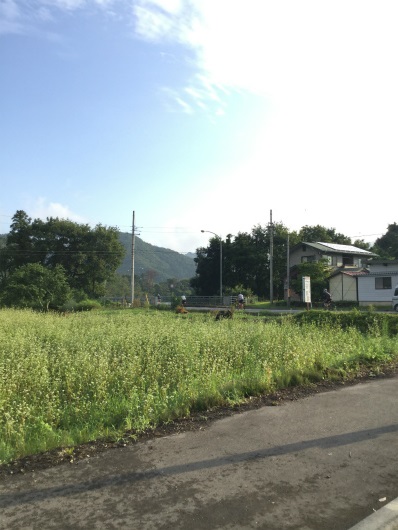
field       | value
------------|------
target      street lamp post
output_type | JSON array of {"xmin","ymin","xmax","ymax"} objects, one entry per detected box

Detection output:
[{"xmin": 201, "ymin": 230, "xmax": 222, "ymax": 300}]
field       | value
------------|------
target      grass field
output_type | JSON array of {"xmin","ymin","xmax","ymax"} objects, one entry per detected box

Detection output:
[{"xmin": 1, "ymin": 308, "xmax": 397, "ymax": 464}]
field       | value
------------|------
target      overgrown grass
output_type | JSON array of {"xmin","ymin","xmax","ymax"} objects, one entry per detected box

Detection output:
[{"xmin": 1, "ymin": 308, "xmax": 397, "ymax": 464}]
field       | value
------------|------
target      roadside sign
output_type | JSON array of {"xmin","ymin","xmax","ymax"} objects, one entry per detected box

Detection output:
[{"xmin": 302, "ymin": 276, "xmax": 311, "ymax": 304}]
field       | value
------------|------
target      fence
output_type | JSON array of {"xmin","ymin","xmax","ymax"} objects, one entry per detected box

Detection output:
[{"xmin": 102, "ymin": 295, "xmax": 238, "ymax": 308}]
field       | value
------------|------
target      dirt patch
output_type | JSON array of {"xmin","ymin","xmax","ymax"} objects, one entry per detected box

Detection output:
[{"xmin": 1, "ymin": 361, "xmax": 397, "ymax": 481}]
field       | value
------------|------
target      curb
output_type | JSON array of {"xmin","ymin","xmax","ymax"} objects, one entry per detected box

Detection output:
[{"xmin": 348, "ymin": 497, "xmax": 398, "ymax": 530}]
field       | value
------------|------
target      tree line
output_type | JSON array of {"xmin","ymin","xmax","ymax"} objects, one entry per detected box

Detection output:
[
  {"xmin": 190, "ymin": 222, "xmax": 398, "ymax": 301},
  {"xmin": 1, "ymin": 209, "xmax": 397, "ymax": 309},
  {"xmin": 0, "ymin": 210, "xmax": 125, "ymax": 310}
]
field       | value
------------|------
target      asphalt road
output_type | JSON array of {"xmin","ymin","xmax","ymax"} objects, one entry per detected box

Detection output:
[{"xmin": 1, "ymin": 375, "xmax": 398, "ymax": 530}]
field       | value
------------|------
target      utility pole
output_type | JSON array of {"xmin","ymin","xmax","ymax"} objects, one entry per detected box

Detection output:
[
  {"xmin": 131, "ymin": 211, "xmax": 135, "ymax": 306},
  {"xmin": 269, "ymin": 209, "xmax": 273, "ymax": 305}
]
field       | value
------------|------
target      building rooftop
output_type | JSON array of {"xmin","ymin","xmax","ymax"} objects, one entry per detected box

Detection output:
[{"xmin": 302, "ymin": 242, "xmax": 377, "ymax": 256}]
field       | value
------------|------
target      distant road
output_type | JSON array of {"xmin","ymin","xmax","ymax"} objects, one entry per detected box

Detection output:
[{"xmin": 186, "ymin": 306, "xmax": 303, "ymax": 314}]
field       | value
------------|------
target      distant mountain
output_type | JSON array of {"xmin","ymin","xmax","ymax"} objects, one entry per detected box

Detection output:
[{"xmin": 117, "ymin": 232, "xmax": 196, "ymax": 281}]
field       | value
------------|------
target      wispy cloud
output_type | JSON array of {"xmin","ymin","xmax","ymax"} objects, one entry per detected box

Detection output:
[
  {"xmin": 40, "ymin": 0, "xmax": 116, "ymax": 11},
  {"xmin": 134, "ymin": 0, "xmax": 398, "ymax": 127},
  {"xmin": 30, "ymin": 198, "xmax": 88, "ymax": 224},
  {"xmin": 0, "ymin": 0, "xmax": 117, "ymax": 35},
  {"xmin": 0, "ymin": 0, "xmax": 23, "ymax": 34},
  {"xmin": 3, "ymin": 0, "xmax": 398, "ymax": 121}
]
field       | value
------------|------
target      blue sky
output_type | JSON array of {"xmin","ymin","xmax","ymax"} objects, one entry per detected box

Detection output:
[{"xmin": 1, "ymin": 0, "xmax": 398, "ymax": 253}]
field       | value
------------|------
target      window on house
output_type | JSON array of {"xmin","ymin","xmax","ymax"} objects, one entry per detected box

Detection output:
[
  {"xmin": 375, "ymin": 277, "xmax": 392, "ymax": 289},
  {"xmin": 301, "ymin": 255, "xmax": 316, "ymax": 263},
  {"xmin": 342, "ymin": 255, "xmax": 354, "ymax": 266}
]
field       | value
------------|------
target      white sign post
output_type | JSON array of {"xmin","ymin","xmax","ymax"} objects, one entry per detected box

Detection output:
[{"xmin": 302, "ymin": 276, "xmax": 311, "ymax": 310}]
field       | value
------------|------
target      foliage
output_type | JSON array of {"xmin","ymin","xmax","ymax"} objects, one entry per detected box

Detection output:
[
  {"xmin": 297, "ymin": 225, "xmax": 352, "ymax": 244},
  {"xmin": 190, "ymin": 221, "xmax": 387, "ymax": 300},
  {"xmin": 290, "ymin": 259, "xmax": 332, "ymax": 302},
  {"xmin": 191, "ymin": 237, "xmax": 223, "ymax": 296},
  {"xmin": 352, "ymin": 239, "xmax": 373, "ymax": 251},
  {"xmin": 293, "ymin": 310, "xmax": 398, "ymax": 336},
  {"xmin": 2, "ymin": 210, "xmax": 125, "ymax": 300},
  {"xmin": 1, "ymin": 309, "xmax": 397, "ymax": 464},
  {"xmin": 104, "ymin": 274, "xmax": 132, "ymax": 299},
  {"xmin": 373, "ymin": 223, "xmax": 398, "ymax": 259},
  {"xmin": 74, "ymin": 300, "xmax": 103, "ymax": 312},
  {"xmin": 0, "ymin": 263, "xmax": 70, "ymax": 310},
  {"xmin": 192, "ymin": 222, "xmax": 294, "ymax": 298}
]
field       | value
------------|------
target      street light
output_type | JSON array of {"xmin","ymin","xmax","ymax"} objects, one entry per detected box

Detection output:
[{"xmin": 201, "ymin": 229, "xmax": 222, "ymax": 299}]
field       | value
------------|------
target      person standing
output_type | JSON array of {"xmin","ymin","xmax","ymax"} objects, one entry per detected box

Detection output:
[
  {"xmin": 237, "ymin": 293, "xmax": 244, "ymax": 309},
  {"xmin": 322, "ymin": 289, "xmax": 332, "ymax": 308}
]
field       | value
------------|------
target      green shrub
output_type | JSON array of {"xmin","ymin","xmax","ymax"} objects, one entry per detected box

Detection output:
[
  {"xmin": 293, "ymin": 310, "xmax": 398, "ymax": 336},
  {"xmin": 75, "ymin": 300, "xmax": 102, "ymax": 312}
]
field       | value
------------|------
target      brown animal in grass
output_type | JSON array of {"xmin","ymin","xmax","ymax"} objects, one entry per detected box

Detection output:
[{"xmin": 215, "ymin": 309, "xmax": 233, "ymax": 321}]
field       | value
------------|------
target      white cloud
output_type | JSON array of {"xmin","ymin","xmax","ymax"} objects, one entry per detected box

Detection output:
[
  {"xmin": 30, "ymin": 198, "xmax": 88, "ymax": 224},
  {"xmin": 141, "ymin": 0, "xmax": 183, "ymax": 16},
  {"xmin": 40, "ymin": 0, "xmax": 116, "ymax": 11},
  {"xmin": 132, "ymin": 0, "xmax": 398, "ymax": 121}
]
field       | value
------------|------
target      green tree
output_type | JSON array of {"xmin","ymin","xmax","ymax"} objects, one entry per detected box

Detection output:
[
  {"xmin": 191, "ymin": 222, "xmax": 295, "ymax": 299},
  {"xmin": 3, "ymin": 211, "xmax": 125, "ymax": 299},
  {"xmin": 290, "ymin": 260, "xmax": 332, "ymax": 303},
  {"xmin": 104, "ymin": 274, "xmax": 132, "ymax": 299},
  {"xmin": 1, "ymin": 263, "xmax": 70, "ymax": 310},
  {"xmin": 352, "ymin": 239, "xmax": 373, "ymax": 251},
  {"xmin": 191, "ymin": 237, "xmax": 222, "ymax": 295},
  {"xmin": 373, "ymin": 223, "xmax": 398, "ymax": 259},
  {"xmin": 6, "ymin": 210, "xmax": 34, "ymax": 270},
  {"xmin": 298, "ymin": 225, "xmax": 351, "ymax": 244}
]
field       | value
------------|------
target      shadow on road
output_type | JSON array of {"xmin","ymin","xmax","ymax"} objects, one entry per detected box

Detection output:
[{"xmin": 1, "ymin": 423, "xmax": 397, "ymax": 509}]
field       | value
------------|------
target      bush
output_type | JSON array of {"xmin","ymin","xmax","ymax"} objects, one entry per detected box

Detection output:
[
  {"xmin": 155, "ymin": 303, "xmax": 170, "ymax": 311},
  {"xmin": 75, "ymin": 300, "xmax": 102, "ymax": 312},
  {"xmin": 294, "ymin": 310, "xmax": 398, "ymax": 336}
]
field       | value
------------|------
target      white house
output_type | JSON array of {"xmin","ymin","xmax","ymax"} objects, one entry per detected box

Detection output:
[
  {"xmin": 288, "ymin": 242, "xmax": 378, "ymax": 302},
  {"xmin": 329, "ymin": 260, "xmax": 398, "ymax": 306},
  {"xmin": 289, "ymin": 242, "xmax": 377, "ymax": 269},
  {"xmin": 357, "ymin": 260, "xmax": 398, "ymax": 307}
]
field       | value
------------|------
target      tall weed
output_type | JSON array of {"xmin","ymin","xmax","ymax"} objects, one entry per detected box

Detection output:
[{"xmin": 0, "ymin": 309, "xmax": 397, "ymax": 463}]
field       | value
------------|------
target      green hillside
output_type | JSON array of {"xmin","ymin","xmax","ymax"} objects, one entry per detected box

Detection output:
[{"xmin": 117, "ymin": 232, "xmax": 196, "ymax": 281}]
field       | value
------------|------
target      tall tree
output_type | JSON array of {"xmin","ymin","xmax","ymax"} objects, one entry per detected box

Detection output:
[
  {"xmin": 6, "ymin": 210, "xmax": 34, "ymax": 270},
  {"xmin": 373, "ymin": 223, "xmax": 398, "ymax": 259},
  {"xmin": 191, "ymin": 222, "xmax": 294, "ymax": 299},
  {"xmin": 191, "ymin": 237, "xmax": 222, "ymax": 295},
  {"xmin": 298, "ymin": 225, "xmax": 351, "ymax": 244},
  {"xmin": 3, "ymin": 211, "xmax": 125, "ymax": 299},
  {"xmin": 352, "ymin": 239, "xmax": 373, "ymax": 251},
  {"xmin": 191, "ymin": 222, "xmax": 357, "ymax": 299}
]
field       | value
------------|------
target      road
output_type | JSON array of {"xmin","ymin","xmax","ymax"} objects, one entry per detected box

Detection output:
[{"xmin": 1, "ymin": 375, "xmax": 398, "ymax": 529}]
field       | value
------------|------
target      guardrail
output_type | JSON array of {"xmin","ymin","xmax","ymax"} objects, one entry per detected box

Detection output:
[{"xmin": 102, "ymin": 295, "xmax": 241, "ymax": 307}]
